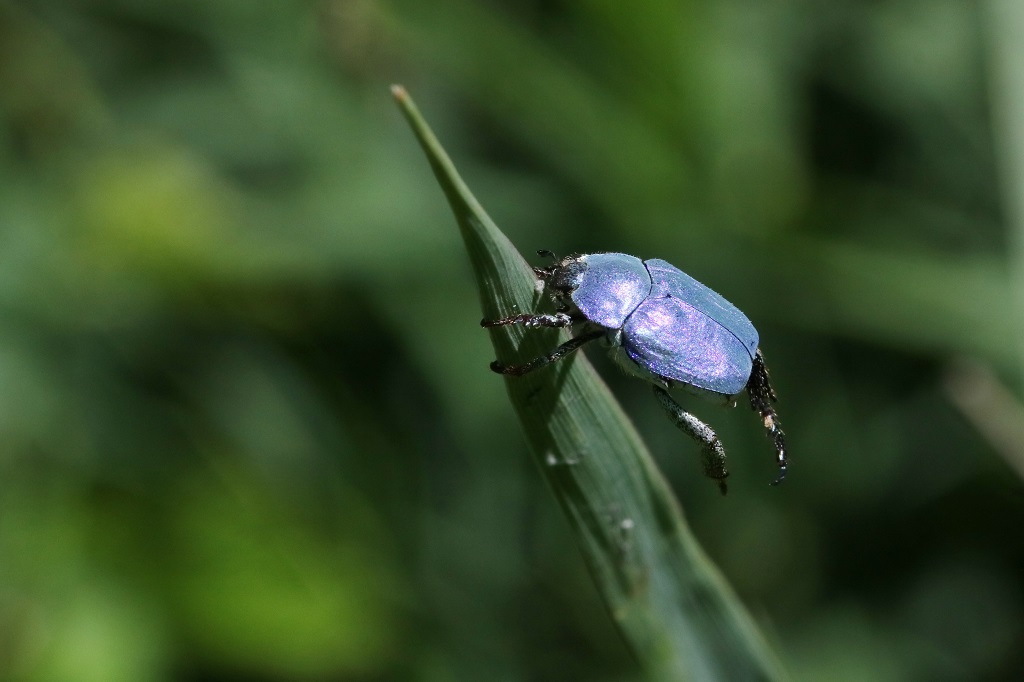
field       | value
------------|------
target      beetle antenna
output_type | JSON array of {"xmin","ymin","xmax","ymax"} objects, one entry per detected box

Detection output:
[
  {"xmin": 533, "ymin": 250, "xmax": 559, "ymax": 279},
  {"xmin": 748, "ymin": 349, "xmax": 787, "ymax": 485}
]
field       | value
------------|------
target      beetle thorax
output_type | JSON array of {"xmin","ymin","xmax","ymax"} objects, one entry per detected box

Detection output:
[{"xmin": 562, "ymin": 253, "xmax": 652, "ymax": 330}]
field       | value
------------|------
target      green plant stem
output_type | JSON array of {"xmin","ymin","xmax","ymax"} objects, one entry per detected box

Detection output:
[{"xmin": 392, "ymin": 85, "xmax": 788, "ymax": 682}]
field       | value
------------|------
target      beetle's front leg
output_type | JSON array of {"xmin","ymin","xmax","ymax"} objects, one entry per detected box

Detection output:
[
  {"xmin": 489, "ymin": 328, "xmax": 604, "ymax": 376},
  {"xmin": 481, "ymin": 312, "xmax": 574, "ymax": 329},
  {"xmin": 748, "ymin": 349, "xmax": 787, "ymax": 486},
  {"xmin": 653, "ymin": 385, "xmax": 729, "ymax": 495}
]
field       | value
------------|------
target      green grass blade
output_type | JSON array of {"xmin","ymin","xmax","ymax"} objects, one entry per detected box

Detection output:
[{"xmin": 392, "ymin": 85, "xmax": 789, "ymax": 682}]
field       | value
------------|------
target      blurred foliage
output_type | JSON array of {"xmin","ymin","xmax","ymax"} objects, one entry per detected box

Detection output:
[{"xmin": 0, "ymin": 1, "xmax": 1022, "ymax": 680}]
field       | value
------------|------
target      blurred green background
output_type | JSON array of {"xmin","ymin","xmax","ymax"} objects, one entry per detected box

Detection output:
[{"xmin": 2, "ymin": 1, "xmax": 1023, "ymax": 680}]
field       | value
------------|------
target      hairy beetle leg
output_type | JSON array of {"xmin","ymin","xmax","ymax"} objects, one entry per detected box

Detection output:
[
  {"xmin": 489, "ymin": 328, "xmax": 604, "ymax": 376},
  {"xmin": 481, "ymin": 312, "xmax": 574, "ymax": 329},
  {"xmin": 653, "ymin": 385, "xmax": 729, "ymax": 495},
  {"xmin": 748, "ymin": 349, "xmax": 787, "ymax": 486}
]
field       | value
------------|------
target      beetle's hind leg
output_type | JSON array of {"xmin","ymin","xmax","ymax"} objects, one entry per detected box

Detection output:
[
  {"xmin": 748, "ymin": 349, "xmax": 787, "ymax": 486},
  {"xmin": 488, "ymin": 328, "xmax": 604, "ymax": 376},
  {"xmin": 652, "ymin": 385, "xmax": 729, "ymax": 495}
]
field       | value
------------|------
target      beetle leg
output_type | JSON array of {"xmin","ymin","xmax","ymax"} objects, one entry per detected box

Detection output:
[
  {"xmin": 748, "ymin": 349, "xmax": 787, "ymax": 486},
  {"xmin": 652, "ymin": 386, "xmax": 729, "ymax": 495},
  {"xmin": 489, "ymin": 328, "xmax": 604, "ymax": 376},
  {"xmin": 481, "ymin": 312, "xmax": 575, "ymax": 329}
]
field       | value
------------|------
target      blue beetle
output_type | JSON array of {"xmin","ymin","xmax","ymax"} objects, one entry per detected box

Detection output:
[{"xmin": 482, "ymin": 251, "xmax": 786, "ymax": 494}]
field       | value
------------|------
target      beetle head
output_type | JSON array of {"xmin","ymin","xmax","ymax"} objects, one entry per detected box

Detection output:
[{"xmin": 539, "ymin": 255, "xmax": 588, "ymax": 309}]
